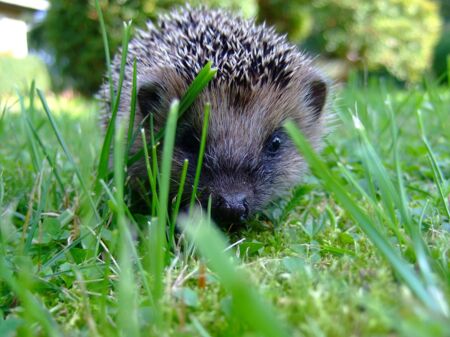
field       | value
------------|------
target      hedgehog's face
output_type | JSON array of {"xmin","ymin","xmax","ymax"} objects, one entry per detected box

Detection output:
[
  {"xmin": 136, "ymin": 69, "xmax": 328, "ymax": 226},
  {"xmin": 173, "ymin": 122, "xmax": 301, "ymax": 225}
]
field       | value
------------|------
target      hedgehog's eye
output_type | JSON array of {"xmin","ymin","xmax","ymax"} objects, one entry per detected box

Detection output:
[
  {"xmin": 265, "ymin": 131, "xmax": 284, "ymax": 155},
  {"xmin": 269, "ymin": 136, "xmax": 281, "ymax": 152}
]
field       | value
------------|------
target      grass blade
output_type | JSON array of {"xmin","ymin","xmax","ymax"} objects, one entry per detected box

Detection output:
[
  {"xmin": 180, "ymin": 211, "xmax": 291, "ymax": 337},
  {"xmin": 94, "ymin": 0, "xmax": 114, "ymax": 103},
  {"xmin": 284, "ymin": 119, "xmax": 446, "ymax": 315},
  {"xmin": 0, "ymin": 258, "xmax": 63, "ymax": 337},
  {"xmin": 151, "ymin": 100, "xmax": 179, "ymax": 306},
  {"xmin": 24, "ymin": 173, "xmax": 50, "ymax": 254},
  {"xmin": 17, "ymin": 91, "xmax": 41, "ymax": 172},
  {"xmin": 126, "ymin": 58, "xmax": 138, "ymax": 151},
  {"xmin": 24, "ymin": 116, "xmax": 65, "ymax": 193},
  {"xmin": 114, "ymin": 122, "xmax": 141, "ymax": 337},
  {"xmin": 190, "ymin": 103, "xmax": 210, "ymax": 209},
  {"xmin": 141, "ymin": 128, "xmax": 159, "ymax": 216},
  {"xmin": 388, "ymin": 101, "xmax": 436, "ymax": 288},
  {"xmin": 37, "ymin": 89, "xmax": 99, "ymax": 221},
  {"xmin": 127, "ymin": 62, "xmax": 217, "ymax": 167},
  {"xmin": 170, "ymin": 158, "xmax": 189, "ymax": 247},
  {"xmin": 178, "ymin": 61, "xmax": 217, "ymax": 115},
  {"xmin": 97, "ymin": 21, "xmax": 132, "ymax": 185},
  {"xmin": 416, "ymin": 109, "xmax": 450, "ymax": 220}
]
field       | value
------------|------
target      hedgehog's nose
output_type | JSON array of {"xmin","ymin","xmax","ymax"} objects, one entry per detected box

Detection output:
[{"xmin": 213, "ymin": 193, "xmax": 249, "ymax": 224}]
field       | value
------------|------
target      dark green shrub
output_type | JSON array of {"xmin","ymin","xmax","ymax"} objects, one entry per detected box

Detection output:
[
  {"xmin": 433, "ymin": 1, "xmax": 450, "ymax": 83},
  {"xmin": 439, "ymin": 0, "xmax": 450, "ymax": 22},
  {"xmin": 31, "ymin": 0, "xmax": 151, "ymax": 96},
  {"xmin": 432, "ymin": 25, "xmax": 450, "ymax": 83}
]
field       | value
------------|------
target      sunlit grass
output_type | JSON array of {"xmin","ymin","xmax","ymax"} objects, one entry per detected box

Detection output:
[
  {"xmin": 0, "ymin": 14, "xmax": 449, "ymax": 337},
  {"xmin": 1, "ymin": 70, "xmax": 449, "ymax": 336}
]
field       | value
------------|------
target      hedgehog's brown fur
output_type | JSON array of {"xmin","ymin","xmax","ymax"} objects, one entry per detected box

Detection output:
[{"xmin": 99, "ymin": 6, "xmax": 330, "ymax": 224}]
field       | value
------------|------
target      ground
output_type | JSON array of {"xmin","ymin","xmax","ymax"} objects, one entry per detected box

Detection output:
[{"xmin": 0, "ymin": 76, "xmax": 449, "ymax": 337}]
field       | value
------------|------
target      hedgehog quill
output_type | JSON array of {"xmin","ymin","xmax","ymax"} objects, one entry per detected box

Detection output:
[{"xmin": 100, "ymin": 6, "xmax": 330, "ymax": 225}]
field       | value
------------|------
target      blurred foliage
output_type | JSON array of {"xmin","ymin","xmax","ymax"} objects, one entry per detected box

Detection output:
[
  {"xmin": 31, "ymin": 0, "xmax": 151, "ymax": 95},
  {"xmin": 440, "ymin": 0, "xmax": 450, "ymax": 22},
  {"xmin": 31, "ymin": 0, "xmax": 444, "ymax": 94},
  {"xmin": 0, "ymin": 56, "xmax": 50, "ymax": 95},
  {"xmin": 30, "ymin": 0, "xmax": 256, "ymax": 96},
  {"xmin": 432, "ymin": 2, "xmax": 450, "ymax": 83},
  {"xmin": 257, "ymin": 0, "xmax": 313, "ymax": 41},
  {"xmin": 432, "ymin": 25, "xmax": 450, "ymax": 83},
  {"xmin": 258, "ymin": 0, "xmax": 442, "ymax": 83}
]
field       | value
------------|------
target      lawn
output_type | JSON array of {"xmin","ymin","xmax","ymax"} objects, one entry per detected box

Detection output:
[{"xmin": 0, "ymin": 75, "xmax": 449, "ymax": 337}]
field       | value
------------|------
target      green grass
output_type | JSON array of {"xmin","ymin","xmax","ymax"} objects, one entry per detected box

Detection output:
[
  {"xmin": 0, "ymin": 12, "xmax": 449, "ymax": 334},
  {"xmin": 0, "ymin": 56, "xmax": 51, "ymax": 95},
  {"xmin": 0, "ymin": 74, "xmax": 449, "ymax": 336}
]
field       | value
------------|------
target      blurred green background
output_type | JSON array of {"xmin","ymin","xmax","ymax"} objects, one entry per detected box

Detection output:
[{"xmin": 0, "ymin": 0, "xmax": 449, "ymax": 96}]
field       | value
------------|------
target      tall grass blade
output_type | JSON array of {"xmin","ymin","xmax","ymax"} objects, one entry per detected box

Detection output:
[
  {"xmin": 0, "ymin": 171, "xmax": 4, "ymax": 207},
  {"xmin": 151, "ymin": 100, "xmax": 179, "ymax": 307},
  {"xmin": 190, "ymin": 103, "xmax": 210, "ymax": 209},
  {"xmin": 170, "ymin": 158, "xmax": 189, "ymax": 247},
  {"xmin": 0, "ymin": 258, "xmax": 63, "ymax": 337},
  {"xmin": 180, "ymin": 211, "xmax": 291, "ymax": 337},
  {"xmin": 17, "ymin": 91, "xmax": 40, "ymax": 172},
  {"xmin": 97, "ymin": 21, "xmax": 132, "ymax": 185},
  {"xmin": 94, "ymin": 0, "xmax": 114, "ymax": 103},
  {"xmin": 447, "ymin": 55, "xmax": 450, "ymax": 88},
  {"xmin": 337, "ymin": 162, "xmax": 406, "ymax": 245},
  {"xmin": 387, "ymin": 101, "xmax": 436, "ymax": 288},
  {"xmin": 127, "ymin": 62, "xmax": 217, "ymax": 166},
  {"xmin": 24, "ymin": 173, "xmax": 50, "ymax": 254},
  {"xmin": 416, "ymin": 109, "xmax": 450, "ymax": 220},
  {"xmin": 150, "ymin": 113, "xmax": 159, "ymax": 215},
  {"xmin": 98, "ymin": 179, "xmax": 153, "ymax": 301},
  {"xmin": 126, "ymin": 58, "xmax": 138, "ymax": 152},
  {"xmin": 191, "ymin": 316, "xmax": 213, "ymax": 337},
  {"xmin": 178, "ymin": 62, "xmax": 217, "ymax": 115},
  {"xmin": 141, "ymin": 128, "xmax": 159, "ymax": 216},
  {"xmin": 37, "ymin": 90, "xmax": 99, "ymax": 220},
  {"xmin": 24, "ymin": 116, "xmax": 65, "ymax": 193},
  {"xmin": 284, "ymin": 120, "xmax": 446, "ymax": 315},
  {"xmin": 114, "ymin": 122, "xmax": 141, "ymax": 337}
]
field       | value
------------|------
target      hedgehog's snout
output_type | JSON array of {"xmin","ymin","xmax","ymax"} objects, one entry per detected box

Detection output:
[
  {"xmin": 202, "ymin": 172, "xmax": 254, "ymax": 225},
  {"xmin": 211, "ymin": 192, "xmax": 250, "ymax": 224}
]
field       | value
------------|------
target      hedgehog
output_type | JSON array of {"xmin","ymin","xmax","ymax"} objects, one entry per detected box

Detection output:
[{"xmin": 99, "ymin": 6, "xmax": 330, "ymax": 225}]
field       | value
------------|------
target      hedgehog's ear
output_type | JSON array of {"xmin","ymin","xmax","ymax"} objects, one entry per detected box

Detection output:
[
  {"xmin": 137, "ymin": 82, "xmax": 166, "ymax": 117},
  {"xmin": 305, "ymin": 78, "xmax": 328, "ymax": 121}
]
